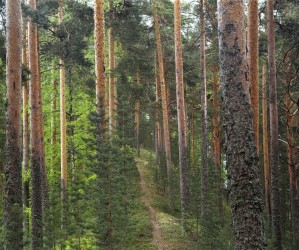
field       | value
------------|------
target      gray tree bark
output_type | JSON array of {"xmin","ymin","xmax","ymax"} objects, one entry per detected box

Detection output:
[{"xmin": 218, "ymin": 0, "xmax": 267, "ymax": 249}]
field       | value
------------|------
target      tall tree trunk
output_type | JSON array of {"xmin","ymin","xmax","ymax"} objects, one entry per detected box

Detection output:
[
  {"xmin": 174, "ymin": 0, "xmax": 190, "ymax": 219},
  {"xmin": 4, "ymin": 0, "xmax": 23, "ymax": 248},
  {"xmin": 267, "ymin": 1, "xmax": 282, "ymax": 248},
  {"xmin": 262, "ymin": 65, "xmax": 271, "ymax": 218},
  {"xmin": 22, "ymin": 0, "xmax": 30, "ymax": 240},
  {"xmin": 283, "ymin": 54, "xmax": 299, "ymax": 249},
  {"xmin": 218, "ymin": 0, "xmax": 266, "ymax": 248},
  {"xmin": 108, "ymin": 0, "xmax": 116, "ymax": 135},
  {"xmin": 248, "ymin": 0, "xmax": 259, "ymax": 150},
  {"xmin": 94, "ymin": 0, "xmax": 107, "ymax": 131},
  {"xmin": 212, "ymin": 68, "xmax": 222, "ymax": 216},
  {"xmin": 29, "ymin": 0, "xmax": 43, "ymax": 247},
  {"xmin": 37, "ymin": 32, "xmax": 48, "ymax": 215},
  {"xmin": 51, "ymin": 77, "xmax": 58, "ymax": 170},
  {"xmin": 58, "ymin": 0, "xmax": 68, "ymax": 238},
  {"xmin": 155, "ymin": 56, "xmax": 162, "ymax": 165},
  {"xmin": 200, "ymin": 0, "xmax": 208, "ymax": 219},
  {"xmin": 152, "ymin": 0, "xmax": 172, "ymax": 178},
  {"xmin": 135, "ymin": 70, "xmax": 141, "ymax": 157}
]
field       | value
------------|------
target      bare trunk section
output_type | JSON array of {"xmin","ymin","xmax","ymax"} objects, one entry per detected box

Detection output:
[
  {"xmin": 248, "ymin": 0, "xmax": 259, "ymax": 151},
  {"xmin": 51, "ymin": 77, "xmax": 57, "ymax": 169},
  {"xmin": 262, "ymin": 65, "xmax": 271, "ymax": 218},
  {"xmin": 212, "ymin": 68, "xmax": 222, "ymax": 216},
  {"xmin": 199, "ymin": 0, "xmax": 208, "ymax": 218},
  {"xmin": 174, "ymin": 0, "xmax": 190, "ymax": 218},
  {"xmin": 29, "ymin": 0, "xmax": 43, "ymax": 248},
  {"xmin": 4, "ymin": 0, "xmax": 23, "ymax": 248},
  {"xmin": 95, "ymin": 0, "xmax": 107, "ymax": 131},
  {"xmin": 155, "ymin": 56, "xmax": 162, "ymax": 165},
  {"xmin": 135, "ymin": 70, "xmax": 141, "ymax": 157},
  {"xmin": 108, "ymin": 0, "xmax": 116, "ymax": 135},
  {"xmin": 267, "ymin": 1, "xmax": 282, "ymax": 248},
  {"xmin": 218, "ymin": 0, "xmax": 266, "ymax": 248},
  {"xmin": 152, "ymin": 0, "xmax": 172, "ymax": 178},
  {"xmin": 283, "ymin": 54, "xmax": 299, "ymax": 249}
]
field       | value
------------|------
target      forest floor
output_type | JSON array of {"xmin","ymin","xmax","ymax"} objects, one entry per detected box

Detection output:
[{"xmin": 136, "ymin": 150, "xmax": 192, "ymax": 250}]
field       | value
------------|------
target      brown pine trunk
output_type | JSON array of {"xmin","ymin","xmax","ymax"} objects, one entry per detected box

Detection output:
[
  {"xmin": 248, "ymin": 0, "xmax": 259, "ymax": 151},
  {"xmin": 29, "ymin": 0, "xmax": 43, "ymax": 247},
  {"xmin": 155, "ymin": 56, "xmax": 162, "ymax": 164},
  {"xmin": 212, "ymin": 68, "xmax": 222, "ymax": 216},
  {"xmin": 95, "ymin": 0, "xmax": 107, "ymax": 131},
  {"xmin": 262, "ymin": 65, "xmax": 271, "ymax": 217},
  {"xmin": 108, "ymin": 0, "xmax": 116, "ymax": 135},
  {"xmin": 200, "ymin": 0, "xmax": 208, "ymax": 218},
  {"xmin": 22, "ymin": 0, "xmax": 30, "ymax": 239},
  {"xmin": 283, "ymin": 54, "xmax": 299, "ymax": 249},
  {"xmin": 174, "ymin": 0, "xmax": 190, "ymax": 218},
  {"xmin": 153, "ymin": 0, "xmax": 172, "ymax": 178},
  {"xmin": 267, "ymin": 1, "xmax": 282, "ymax": 248},
  {"xmin": 218, "ymin": 0, "xmax": 266, "ymax": 248},
  {"xmin": 4, "ymin": 0, "xmax": 23, "ymax": 248},
  {"xmin": 135, "ymin": 70, "xmax": 141, "ymax": 157}
]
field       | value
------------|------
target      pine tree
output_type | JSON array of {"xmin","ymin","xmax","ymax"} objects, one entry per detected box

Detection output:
[{"xmin": 4, "ymin": 0, "xmax": 23, "ymax": 248}]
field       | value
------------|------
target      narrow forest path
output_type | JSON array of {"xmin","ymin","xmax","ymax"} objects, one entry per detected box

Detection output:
[{"xmin": 136, "ymin": 158, "xmax": 166, "ymax": 250}]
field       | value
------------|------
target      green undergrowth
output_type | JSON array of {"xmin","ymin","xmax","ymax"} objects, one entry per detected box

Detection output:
[{"xmin": 136, "ymin": 149, "xmax": 193, "ymax": 250}]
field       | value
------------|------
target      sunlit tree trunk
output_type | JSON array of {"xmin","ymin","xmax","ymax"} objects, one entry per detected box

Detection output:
[
  {"xmin": 262, "ymin": 65, "xmax": 271, "ymax": 218},
  {"xmin": 109, "ymin": 0, "xmax": 116, "ymax": 135},
  {"xmin": 95, "ymin": 0, "xmax": 107, "ymax": 130},
  {"xmin": 58, "ymin": 0, "xmax": 68, "ymax": 236},
  {"xmin": 51, "ymin": 76, "xmax": 58, "ymax": 170},
  {"xmin": 29, "ymin": 0, "xmax": 43, "ymax": 247},
  {"xmin": 4, "ymin": 0, "xmax": 23, "ymax": 248},
  {"xmin": 152, "ymin": 0, "xmax": 172, "ymax": 178},
  {"xmin": 135, "ymin": 70, "xmax": 141, "ymax": 157},
  {"xmin": 218, "ymin": 0, "xmax": 266, "ymax": 248},
  {"xmin": 199, "ymin": 0, "xmax": 208, "ymax": 218},
  {"xmin": 267, "ymin": 1, "xmax": 282, "ymax": 248},
  {"xmin": 174, "ymin": 0, "xmax": 190, "ymax": 219},
  {"xmin": 248, "ymin": 0, "xmax": 259, "ymax": 150}
]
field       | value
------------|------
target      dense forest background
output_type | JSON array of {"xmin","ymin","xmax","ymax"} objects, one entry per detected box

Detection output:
[{"xmin": 1, "ymin": 0, "xmax": 299, "ymax": 249}]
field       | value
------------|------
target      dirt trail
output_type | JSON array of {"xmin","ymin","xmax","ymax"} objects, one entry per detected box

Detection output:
[{"xmin": 137, "ymin": 159, "xmax": 165, "ymax": 250}]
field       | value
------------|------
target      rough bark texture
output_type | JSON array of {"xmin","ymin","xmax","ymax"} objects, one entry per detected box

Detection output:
[
  {"xmin": 94, "ymin": 0, "xmax": 107, "ymax": 129},
  {"xmin": 262, "ymin": 65, "xmax": 271, "ymax": 217},
  {"xmin": 283, "ymin": 54, "xmax": 299, "ymax": 249},
  {"xmin": 248, "ymin": 0, "xmax": 259, "ymax": 151},
  {"xmin": 153, "ymin": 0, "xmax": 172, "ymax": 178},
  {"xmin": 22, "ymin": 0, "xmax": 30, "ymax": 239},
  {"xmin": 212, "ymin": 68, "xmax": 222, "ymax": 216},
  {"xmin": 174, "ymin": 0, "xmax": 190, "ymax": 216},
  {"xmin": 135, "ymin": 70, "xmax": 141, "ymax": 157},
  {"xmin": 267, "ymin": 1, "xmax": 282, "ymax": 248},
  {"xmin": 108, "ymin": 0, "xmax": 116, "ymax": 135},
  {"xmin": 4, "ymin": 0, "xmax": 23, "ymax": 248},
  {"xmin": 200, "ymin": 0, "xmax": 208, "ymax": 218},
  {"xmin": 218, "ymin": 0, "xmax": 266, "ymax": 249},
  {"xmin": 29, "ymin": 0, "xmax": 43, "ymax": 248}
]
